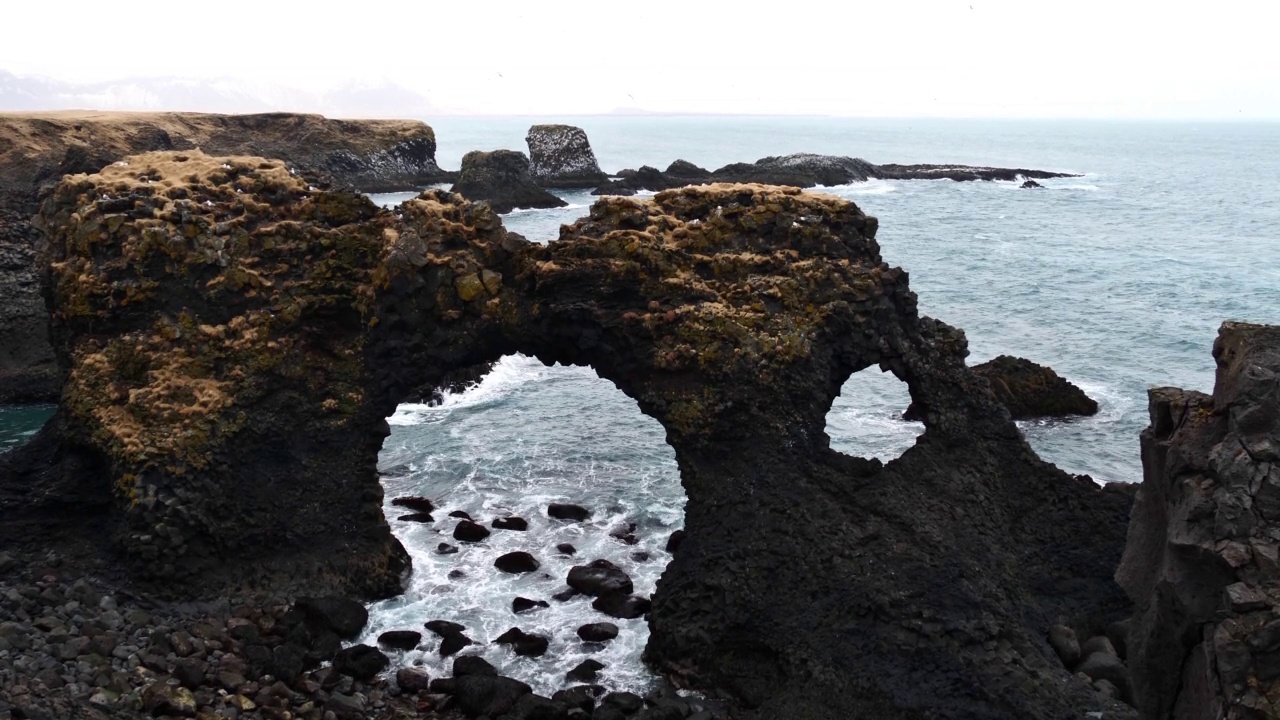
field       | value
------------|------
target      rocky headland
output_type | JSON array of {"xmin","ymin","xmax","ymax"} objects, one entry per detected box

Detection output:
[
  {"xmin": 0, "ymin": 111, "xmax": 454, "ymax": 404},
  {"xmin": 1, "ymin": 152, "xmax": 1144, "ymax": 718},
  {"xmin": 450, "ymin": 149, "xmax": 568, "ymax": 213},
  {"xmin": 526, "ymin": 124, "xmax": 610, "ymax": 188}
]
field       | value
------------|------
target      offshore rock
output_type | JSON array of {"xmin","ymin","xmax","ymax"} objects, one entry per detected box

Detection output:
[
  {"xmin": 1117, "ymin": 322, "xmax": 1280, "ymax": 719},
  {"xmin": 905, "ymin": 355, "xmax": 1099, "ymax": 420},
  {"xmin": 526, "ymin": 124, "xmax": 610, "ymax": 188},
  {"xmin": 6, "ymin": 159, "xmax": 1137, "ymax": 718},
  {"xmin": 451, "ymin": 149, "xmax": 568, "ymax": 213}
]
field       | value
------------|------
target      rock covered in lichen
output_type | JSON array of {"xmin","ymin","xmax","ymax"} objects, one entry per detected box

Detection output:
[
  {"xmin": 450, "ymin": 150, "xmax": 568, "ymax": 213},
  {"xmin": 525, "ymin": 124, "xmax": 609, "ymax": 188},
  {"xmin": 1117, "ymin": 322, "xmax": 1280, "ymax": 718}
]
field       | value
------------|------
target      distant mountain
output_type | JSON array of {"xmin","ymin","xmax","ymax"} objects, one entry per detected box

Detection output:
[{"xmin": 0, "ymin": 70, "xmax": 439, "ymax": 118}]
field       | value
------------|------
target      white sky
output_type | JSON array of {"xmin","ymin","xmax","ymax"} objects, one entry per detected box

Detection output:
[{"xmin": 4, "ymin": 0, "xmax": 1278, "ymax": 118}]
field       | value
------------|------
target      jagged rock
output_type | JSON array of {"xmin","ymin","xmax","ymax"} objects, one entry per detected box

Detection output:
[
  {"xmin": 396, "ymin": 667, "xmax": 432, "ymax": 692},
  {"xmin": 513, "ymin": 596, "xmax": 550, "ymax": 614},
  {"xmin": 0, "ymin": 210, "xmax": 58, "ymax": 403},
  {"xmin": 577, "ymin": 622, "xmax": 619, "ymax": 642},
  {"xmin": 391, "ymin": 496, "xmax": 434, "ymax": 513},
  {"xmin": 526, "ymin": 124, "xmax": 609, "ymax": 188},
  {"xmin": 566, "ymin": 659, "xmax": 605, "ymax": 683},
  {"xmin": 1048, "ymin": 625, "xmax": 1080, "ymax": 668},
  {"xmin": 548, "ymin": 503, "xmax": 591, "ymax": 521},
  {"xmin": 593, "ymin": 593, "xmax": 651, "ymax": 620},
  {"xmin": 906, "ymin": 355, "xmax": 1098, "ymax": 421},
  {"xmin": 567, "ymin": 560, "xmax": 633, "ymax": 597},
  {"xmin": 7, "ymin": 164, "xmax": 1138, "ymax": 718},
  {"xmin": 1021, "ymin": 179, "xmax": 1044, "ymax": 188},
  {"xmin": 495, "ymin": 551, "xmax": 540, "ymax": 574},
  {"xmin": 1117, "ymin": 322, "xmax": 1280, "ymax": 719},
  {"xmin": 451, "ymin": 149, "xmax": 568, "ymax": 214},
  {"xmin": 141, "ymin": 681, "xmax": 197, "ymax": 716}
]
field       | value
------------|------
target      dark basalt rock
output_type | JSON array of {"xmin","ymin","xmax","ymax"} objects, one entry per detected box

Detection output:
[
  {"xmin": 451, "ymin": 149, "xmax": 568, "ymax": 214},
  {"xmin": 454, "ymin": 520, "xmax": 491, "ymax": 543},
  {"xmin": 577, "ymin": 622, "xmax": 619, "ymax": 642},
  {"xmin": 666, "ymin": 159, "xmax": 712, "ymax": 179},
  {"xmin": 396, "ymin": 666, "xmax": 432, "ymax": 693},
  {"xmin": 905, "ymin": 355, "xmax": 1098, "ymax": 421},
  {"xmin": 592, "ymin": 593, "xmax": 651, "ymax": 620},
  {"xmin": 1021, "ymin": 179, "xmax": 1044, "ymax": 188},
  {"xmin": 396, "ymin": 512, "xmax": 433, "ymax": 523},
  {"xmin": 556, "ymin": 543, "xmax": 577, "ymax": 555},
  {"xmin": 438, "ymin": 631, "xmax": 474, "ymax": 657},
  {"xmin": 665, "ymin": 530, "xmax": 685, "ymax": 553},
  {"xmin": 492, "ymin": 515, "xmax": 529, "ymax": 531},
  {"xmin": 526, "ymin": 124, "xmax": 610, "ymax": 188},
  {"xmin": 425, "ymin": 620, "xmax": 466, "ymax": 636},
  {"xmin": 331, "ymin": 644, "xmax": 389, "ymax": 681},
  {"xmin": 567, "ymin": 560, "xmax": 633, "ymax": 597},
  {"xmin": 294, "ymin": 597, "xmax": 368, "ymax": 640},
  {"xmin": 0, "ymin": 210, "xmax": 57, "ymax": 404},
  {"xmin": 436, "ymin": 542, "xmax": 459, "ymax": 555},
  {"xmin": 553, "ymin": 685, "xmax": 602, "ymax": 713},
  {"xmin": 391, "ymin": 496, "xmax": 434, "ymax": 513},
  {"xmin": 1117, "ymin": 322, "xmax": 1280, "ymax": 719},
  {"xmin": 377, "ymin": 630, "xmax": 422, "ymax": 650},
  {"xmin": 513, "ymin": 596, "xmax": 550, "ymax": 614},
  {"xmin": 7, "ymin": 163, "xmax": 1138, "ymax": 719},
  {"xmin": 452, "ymin": 674, "xmax": 532, "ymax": 717},
  {"xmin": 548, "ymin": 503, "xmax": 591, "ymax": 521},
  {"xmin": 494, "ymin": 627, "xmax": 550, "ymax": 657},
  {"xmin": 566, "ymin": 659, "xmax": 606, "ymax": 683},
  {"xmin": 552, "ymin": 588, "xmax": 581, "ymax": 602},
  {"xmin": 449, "ymin": 510, "xmax": 474, "ymax": 521},
  {"xmin": 495, "ymin": 551, "xmax": 540, "ymax": 574},
  {"xmin": 602, "ymin": 691, "xmax": 645, "ymax": 714},
  {"xmin": 453, "ymin": 654, "xmax": 498, "ymax": 677}
]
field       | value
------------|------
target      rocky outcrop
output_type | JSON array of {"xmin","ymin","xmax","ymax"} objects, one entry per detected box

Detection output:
[
  {"xmin": 907, "ymin": 355, "xmax": 1098, "ymax": 420},
  {"xmin": 1117, "ymin": 322, "xmax": 1280, "ymax": 719},
  {"xmin": 450, "ymin": 150, "xmax": 568, "ymax": 213},
  {"xmin": 594, "ymin": 153, "xmax": 1077, "ymax": 194},
  {"xmin": 3, "ymin": 157, "xmax": 1138, "ymax": 718},
  {"xmin": 525, "ymin": 124, "xmax": 609, "ymax": 188},
  {"xmin": 0, "ymin": 210, "xmax": 56, "ymax": 403},
  {"xmin": 0, "ymin": 111, "xmax": 454, "ymax": 406}
]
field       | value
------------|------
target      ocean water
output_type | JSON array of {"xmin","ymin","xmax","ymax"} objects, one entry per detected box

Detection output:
[{"xmin": 4, "ymin": 118, "xmax": 1279, "ymax": 696}]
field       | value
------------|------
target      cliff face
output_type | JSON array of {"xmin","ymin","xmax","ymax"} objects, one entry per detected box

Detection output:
[
  {"xmin": 1117, "ymin": 322, "xmax": 1280, "ymax": 719},
  {"xmin": 0, "ymin": 111, "xmax": 451, "ymax": 404},
  {"xmin": 6, "ymin": 155, "xmax": 1136, "ymax": 718}
]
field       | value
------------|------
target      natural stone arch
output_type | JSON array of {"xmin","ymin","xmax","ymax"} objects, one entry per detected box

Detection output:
[{"xmin": 13, "ymin": 152, "xmax": 1138, "ymax": 718}]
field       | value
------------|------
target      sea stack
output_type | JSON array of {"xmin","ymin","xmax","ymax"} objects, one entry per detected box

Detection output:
[
  {"xmin": 526, "ymin": 124, "xmax": 609, "ymax": 188},
  {"xmin": 451, "ymin": 149, "xmax": 568, "ymax": 213}
]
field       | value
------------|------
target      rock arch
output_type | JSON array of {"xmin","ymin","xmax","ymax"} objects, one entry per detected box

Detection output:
[{"xmin": 8, "ymin": 151, "xmax": 1136, "ymax": 718}]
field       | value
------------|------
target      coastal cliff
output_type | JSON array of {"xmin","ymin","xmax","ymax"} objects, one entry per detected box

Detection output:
[
  {"xmin": 0, "ymin": 111, "xmax": 451, "ymax": 404},
  {"xmin": 0, "ymin": 152, "xmax": 1138, "ymax": 718}
]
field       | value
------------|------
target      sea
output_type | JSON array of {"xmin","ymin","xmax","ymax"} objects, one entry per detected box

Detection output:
[{"xmin": 3, "ymin": 117, "xmax": 1278, "ymax": 696}]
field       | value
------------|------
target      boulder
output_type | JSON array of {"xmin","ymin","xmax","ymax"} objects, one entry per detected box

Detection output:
[
  {"xmin": 454, "ymin": 520, "xmax": 491, "ymax": 543},
  {"xmin": 592, "ymin": 593, "xmax": 651, "ymax": 620},
  {"xmin": 294, "ymin": 597, "xmax": 368, "ymax": 639},
  {"xmin": 452, "ymin": 674, "xmax": 532, "ymax": 717},
  {"xmin": 377, "ymin": 630, "xmax": 422, "ymax": 650},
  {"xmin": 556, "ymin": 543, "xmax": 577, "ymax": 555},
  {"xmin": 332, "ymin": 644, "xmax": 389, "ymax": 681},
  {"xmin": 566, "ymin": 659, "xmax": 606, "ymax": 683},
  {"xmin": 439, "ymin": 631, "xmax": 473, "ymax": 657},
  {"xmin": 495, "ymin": 551, "xmax": 540, "ymax": 574},
  {"xmin": 526, "ymin": 124, "xmax": 609, "ymax": 188},
  {"xmin": 578, "ymin": 622, "xmax": 619, "ymax": 642},
  {"xmin": 391, "ymin": 496, "xmax": 435, "ymax": 513},
  {"xmin": 396, "ymin": 666, "xmax": 432, "ymax": 693},
  {"xmin": 513, "ymin": 596, "xmax": 550, "ymax": 614},
  {"xmin": 1048, "ymin": 625, "xmax": 1080, "ymax": 668},
  {"xmin": 451, "ymin": 149, "xmax": 568, "ymax": 214},
  {"xmin": 548, "ymin": 503, "xmax": 591, "ymax": 521},
  {"xmin": 568, "ymin": 559, "xmax": 633, "ymax": 597},
  {"xmin": 494, "ymin": 627, "xmax": 550, "ymax": 657},
  {"xmin": 493, "ymin": 516, "xmax": 529, "ymax": 531},
  {"xmin": 425, "ymin": 620, "xmax": 467, "ymax": 637},
  {"xmin": 397, "ymin": 512, "xmax": 434, "ymax": 523},
  {"xmin": 453, "ymin": 654, "xmax": 497, "ymax": 677}
]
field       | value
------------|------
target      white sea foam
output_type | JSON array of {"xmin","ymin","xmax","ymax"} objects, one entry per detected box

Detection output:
[{"xmin": 387, "ymin": 355, "xmax": 542, "ymax": 426}]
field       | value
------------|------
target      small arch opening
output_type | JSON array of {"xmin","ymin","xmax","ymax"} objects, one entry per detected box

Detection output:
[
  {"xmin": 364, "ymin": 354, "xmax": 685, "ymax": 696},
  {"xmin": 825, "ymin": 367, "xmax": 924, "ymax": 462}
]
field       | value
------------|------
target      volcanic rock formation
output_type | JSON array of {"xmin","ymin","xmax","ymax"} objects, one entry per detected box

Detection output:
[
  {"xmin": 1117, "ymin": 322, "xmax": 1280, "ymax": 719},
  {"xmin": 2, "ymin": 153, "xmax": 1137, "ymax": 718},
  {"xmin": 593, "ymin": 152, "xmax": 1077, "ymax": 195},
  {"xmin": 906, "ymin": 355, "xmax": 1099, "ymax": 421},
  {"xmin": 526, "ymin": 124, "xmax": 609, "ymax": 188},
  {"xmin": 0, "ymin": 111, "xmax": 453, "ymax": 404},
  {"xmin": 451, "ymin": 149, "xmax": 568, "ymax": 213}
]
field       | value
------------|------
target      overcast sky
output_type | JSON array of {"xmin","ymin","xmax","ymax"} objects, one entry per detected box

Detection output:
[{"xmin": 3, "ymin": 0, "xmax": 1278, "ymax": 118}]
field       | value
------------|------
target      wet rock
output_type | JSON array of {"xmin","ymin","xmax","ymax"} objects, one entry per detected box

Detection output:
[
  {"xmin": 448, "ymin": 569, "xmax": 467, "ymax": 580},
  {"xmin": 631, "ymin": 551, "xmax": 651, "ymax": 562},
  {"xmin": 1048, "ymin": 625, "xmax": 1080, "ymax": 668},
  {"xmin": 577, "ymin": 622, "xmax": 619, "ymax": 642},
  {"xmin": 454, "ymin": 520, "xmax": 491, "ymax": 542},
  {"xmin": 566, "ymin": 659, "xmax": 606, "ymax": 683},
  {"xmin": 493, "ymin": 516, "xmax": 530, "ymax": 531},
  {"xmin": 556, "ymin": 543, "xmax": 577, "ymax": 555},
  {"xmin": 141, "ymin": 681, "xmax": 197, "ymax": 716},
  {"xmin": 439, "ymin": 632, "xmax": 474, "ymax": 657},
  {"xmin": 294, "ymin": 597, "xmax": 368, "ymax": 639},
  {"xmin": 609, "ymin": 523, "xmax": 640, "ymax": 545},
  {"xmin": 552, "ymin": 588, "xmax": 581, "ymax": 602},
  {"xmin": 494, "ymin": 627, "xmax": 550, "ymax": 657},
  {"xmin": 548, "ymin": 503, "xmax": 591, "ymax": 521},
  {"xmin": 495, "ymin": 552, "xmax": 540, "ymax": 574},
  {"xmin": 453, "ymin": 654, "xmax": 498, "ymax": 677},
  {"xmin": 567, "ymin": 560, "xmax": 633, "ymax": 597},
  {"xmin": 377, "ymin": 630, "xmax": 422, "ymax": 650},
  {"xmin": 396, "ymin": 666, "xmax": 432, "ymax": 693},
  {"xmin": 332, "ymin": 644, "xmax": 389, "ymax": 681},
  {"xmin": 526, "ymin": 124, "xmax": 609, "ymax": 189},
  {"xmin": 397, "ymin": 512, "xmax": 434, "ymax": 523},
  {"xmin": 592, "ymin": 592, "xmax": 651, "ymax": 619},
  {"xmin": 553, "ymin": 685, "xmax": 602, "ymax": 713},
  {"xmin": 449, "ymin": 510, "xmax": 474, "ymax": 521},
  {"xmin": 665, "ymin": 530, "xmax": 685, "ymax": 553},
  {"xmin": 1021, "ymin": 179, "xmax": 1044, "ymax": 188},
  {"xmin": 425, "ymin": 620, "xmax": 467, "ymax": 636},
  {"xmin": 602, "ymin": 691, "xmax": 645, "ymax": 714},
  {"xmin": 451, "ymin": 149, "xmax": 568, "ymax": 214},
  {"xmin": 453, "ymin": 674, "xmax": 533, "ymax": 717},
  {"xmin": 391, "ymin": 496, "xmax": 435, "ymax": 513},
  {"xmin": 437, "ymin": 543, "xmax": 460, "ymax": 555},
  {"xmin": 513, "ymin": 597, "xmax": 550, "ymax": 614}
]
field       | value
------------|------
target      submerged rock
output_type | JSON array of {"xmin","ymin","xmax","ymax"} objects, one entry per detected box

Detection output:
[
  {"xmin": 526, "ymin": 124, "xmax": 609, "ymax": 188},
  {"xmin": 451, "ymin": 149, "xmax": 568, "ymax": 214}
]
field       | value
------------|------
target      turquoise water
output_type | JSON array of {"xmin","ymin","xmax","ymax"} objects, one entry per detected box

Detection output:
[{"xmin": 0, "ymin": 404, "xmax": 54, "ymax": 451}]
